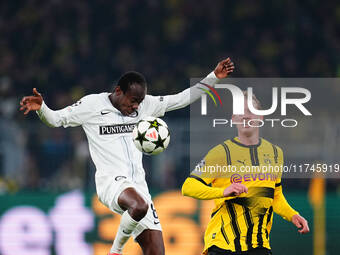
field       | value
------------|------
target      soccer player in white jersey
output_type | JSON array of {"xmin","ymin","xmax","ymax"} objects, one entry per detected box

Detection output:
[{"xmin": 19, "ymin": 58, "xmax": 235, "ymax": 255}]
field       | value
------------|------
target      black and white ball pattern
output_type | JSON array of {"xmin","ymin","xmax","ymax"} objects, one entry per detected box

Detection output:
[{"xmin": 132, "ymin": 116, "xmax": 170, "ymax": 155}]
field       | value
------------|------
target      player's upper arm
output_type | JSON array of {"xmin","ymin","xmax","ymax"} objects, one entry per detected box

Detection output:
[
  {"xmin": 273, "ymin": 181, "xmax": 299, "ymax": 221},
  {"xmin": 181, "ymin": 176, "xmax": 225, "ymax": 200},
  {"xmin": 142, "ymin": 71, "xmax": 219, "ymax": 116},
  {"xmin": 141, "ymin": 95, "xmax": 168, "ymax": 117},
  {"xmin": 272, "ymin": 146, "xmax": 299, "ymax": 221},
  {"xmin": 142, "ymin": 86, "xmax": 194, "ymax": 117},
  {"xmin": 56, "ymin": 95, "xmax": 95, "ymax": 127}
]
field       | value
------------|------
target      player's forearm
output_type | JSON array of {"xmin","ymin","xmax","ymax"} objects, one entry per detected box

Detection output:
[
  {"xmin": 36, "ymin": 101, "xmax": 63, "ymax": 127},
  {"xmin": 181, "ymin": 176, "xmax": 224, "ymax": 200},
  {"xmin": 273, "ymin": 185, "xmax": 298, "ymax": 221},
  {"xmin": 165, "ymin": 71, "xmax": 219, "ymax": 112}
]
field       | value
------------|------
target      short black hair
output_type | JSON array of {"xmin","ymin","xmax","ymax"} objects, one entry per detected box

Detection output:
[{"xmin": 116, "ymin": 71, "xmax": 146, "ymax": 93}]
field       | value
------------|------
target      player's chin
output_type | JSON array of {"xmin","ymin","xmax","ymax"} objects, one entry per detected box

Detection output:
[
  {"xmin": 240, "ymin": 127, "xmax": 256, "ymax": 135},
  {"xmin": 240, "ymin": 126, "xmax": 252, "ymax": 132},
  {"xmin": 122, "ymin": 109, "xmax": 133, "ymax": 116}
]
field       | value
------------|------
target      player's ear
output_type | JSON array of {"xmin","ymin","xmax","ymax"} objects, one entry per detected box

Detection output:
[{"xmin": 114, "ymin": 86, "xmax": 123, "ymax": 96}]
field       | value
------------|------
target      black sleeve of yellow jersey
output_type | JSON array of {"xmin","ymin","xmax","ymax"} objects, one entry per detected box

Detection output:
[{"xmin": 181, "ymin": 175, "xmax": 225, "ymax": 200}]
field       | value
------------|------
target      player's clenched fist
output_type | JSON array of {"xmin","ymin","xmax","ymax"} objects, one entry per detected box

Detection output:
[
  {"xmin": 223, "ymin": 183, "xmax": 248, "ymax": 197},
  {"xmin": 214, "ymin": 57, "xmax": 235, "ymax": 79},
  {"xmin": 20, "ymin": 88, "xmax": 43, "ymax": 115}
]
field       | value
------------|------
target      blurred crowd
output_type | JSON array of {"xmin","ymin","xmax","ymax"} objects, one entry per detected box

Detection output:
[{"xmin": 0, "ymin": 0, "xmax": 340, "ymax": 192}]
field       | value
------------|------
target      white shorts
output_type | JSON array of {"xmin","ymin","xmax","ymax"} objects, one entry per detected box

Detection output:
[{"xmin": 95, "ymin": 175, "xmax": 162, "ymax": 239}]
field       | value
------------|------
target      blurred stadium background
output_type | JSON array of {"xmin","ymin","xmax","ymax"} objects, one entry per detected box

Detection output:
[{"xmin": 0, "ymin": 1, "xmax": 339, "ymax": 254}]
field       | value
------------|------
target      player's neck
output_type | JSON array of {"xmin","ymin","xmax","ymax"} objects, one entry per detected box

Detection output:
[
  {"xmin": 237, "ymin": 131, "xmax": 259, "ymax": 146},
  {"xmin": 109, "ymin": 94, "xmax": 121, "ymax": 112}
]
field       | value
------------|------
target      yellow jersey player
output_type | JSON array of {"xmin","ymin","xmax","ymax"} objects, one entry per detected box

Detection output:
[{"xmin": 182, "ymin": 92, "xmax": 309, "ymax": 255}]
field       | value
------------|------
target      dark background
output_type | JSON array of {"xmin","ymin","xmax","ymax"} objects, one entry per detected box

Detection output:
[
  {"xmin": 0, "ymin": 1, "xmax": 339, "ymax": 255},
  {"xmin": 0, "ymin": 0, "xmax": 339, "ymax": 193}
]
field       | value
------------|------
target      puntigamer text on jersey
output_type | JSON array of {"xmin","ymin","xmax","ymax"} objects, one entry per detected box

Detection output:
[{"xmin": 99, "ymin": 124, "xmax": 136, "ymax": 135}]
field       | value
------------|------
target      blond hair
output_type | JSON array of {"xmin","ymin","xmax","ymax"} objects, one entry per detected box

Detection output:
[{"xmin": 242, "ymin": 90, "xmax": 262, "ymax": 110}]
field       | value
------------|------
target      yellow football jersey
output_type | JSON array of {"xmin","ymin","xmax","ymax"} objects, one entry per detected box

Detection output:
[{"xmin": 182, "ymin": 137, "xmax": 298, "ymax": 254}]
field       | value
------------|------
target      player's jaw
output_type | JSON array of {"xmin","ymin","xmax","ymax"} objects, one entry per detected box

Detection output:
[
  {"xmin": 120, "ymin": 94, "xmax": 145, "ymax": 116},
  {"xmin": 119, "ymin": 100, "xmax": 140, "ymax": 115},
  {"xmin": 121, "ymin": 105, "xmax": 137, "ymax": 115},
  {"xmin": 111, "ymin": 84, "xmax": 146, "ymax": 116}
]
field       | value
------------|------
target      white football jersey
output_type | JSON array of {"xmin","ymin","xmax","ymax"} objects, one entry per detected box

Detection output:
[
  {"xmin": 40, "ymin": 94, "xmax": 171, "ymax": 182},
  {"xmin": 36, "ymin": 72, "xmax": 218, "ymax": 185}
]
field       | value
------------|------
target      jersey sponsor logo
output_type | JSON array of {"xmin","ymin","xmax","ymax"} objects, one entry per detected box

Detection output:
[
  {"xmin": 114, "ymin": 176, "xmax": 127, "ymax": 181},
  {"xmin": 99, "ymin": 124, "xmax": 136, "ymax": 135},
  {"xmin": 230, "ymin": 173, "xmax": 278, "ymax": 183},
  {"xmin": 101, "ymin": 110, "xmax": 111, "ymax": 115}
]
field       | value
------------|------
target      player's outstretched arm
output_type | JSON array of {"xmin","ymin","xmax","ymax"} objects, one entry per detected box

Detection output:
[
  {"xmin": 20, "ymin": 88, "xmax": 89, "ymax": 128},
  {"xmin": 163, "ymin": 58, "xmax": 235, "ymax": 112},
  {"xmin": 182, "ymin": 176, "xmax": 247, "ymax": 200}
]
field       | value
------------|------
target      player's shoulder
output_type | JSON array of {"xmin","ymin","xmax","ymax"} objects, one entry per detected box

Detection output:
[
  {"xmin": 75, "ymin": 92, "xmax": 109, "ymax": 106},
  {"xmin": 203, "ymin": 141, "xmax": 233, "ymax": 167},
  {"xmin": 67, "ymin": 93, "xmax": 109, "ymax": 114},
  {"xmin": 260, "ymin": 138, "xmax": 283, "ymax": 154},
  {"xmin": 205, "ymin": 142, "xmax": 228, "ymax": 159},
  {"xmin": 139, "ymin": 95, "xmax": 165, "ymax": 115},
  {"xmin": 142, "ymin": 95, "xmax": 164, "ymax": 104},
  {"xmin": 207, "ymin": 138, "xmax": 237, "ymax": 153},
  {"xmin": 80, "ymin": 92, "xmax": 108, "ymax": 101}
]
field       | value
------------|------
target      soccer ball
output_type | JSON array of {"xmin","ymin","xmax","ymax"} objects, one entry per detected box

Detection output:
[{"xmin": 132, "ymin": 116, "xmax": 170, "ymax": 155}]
